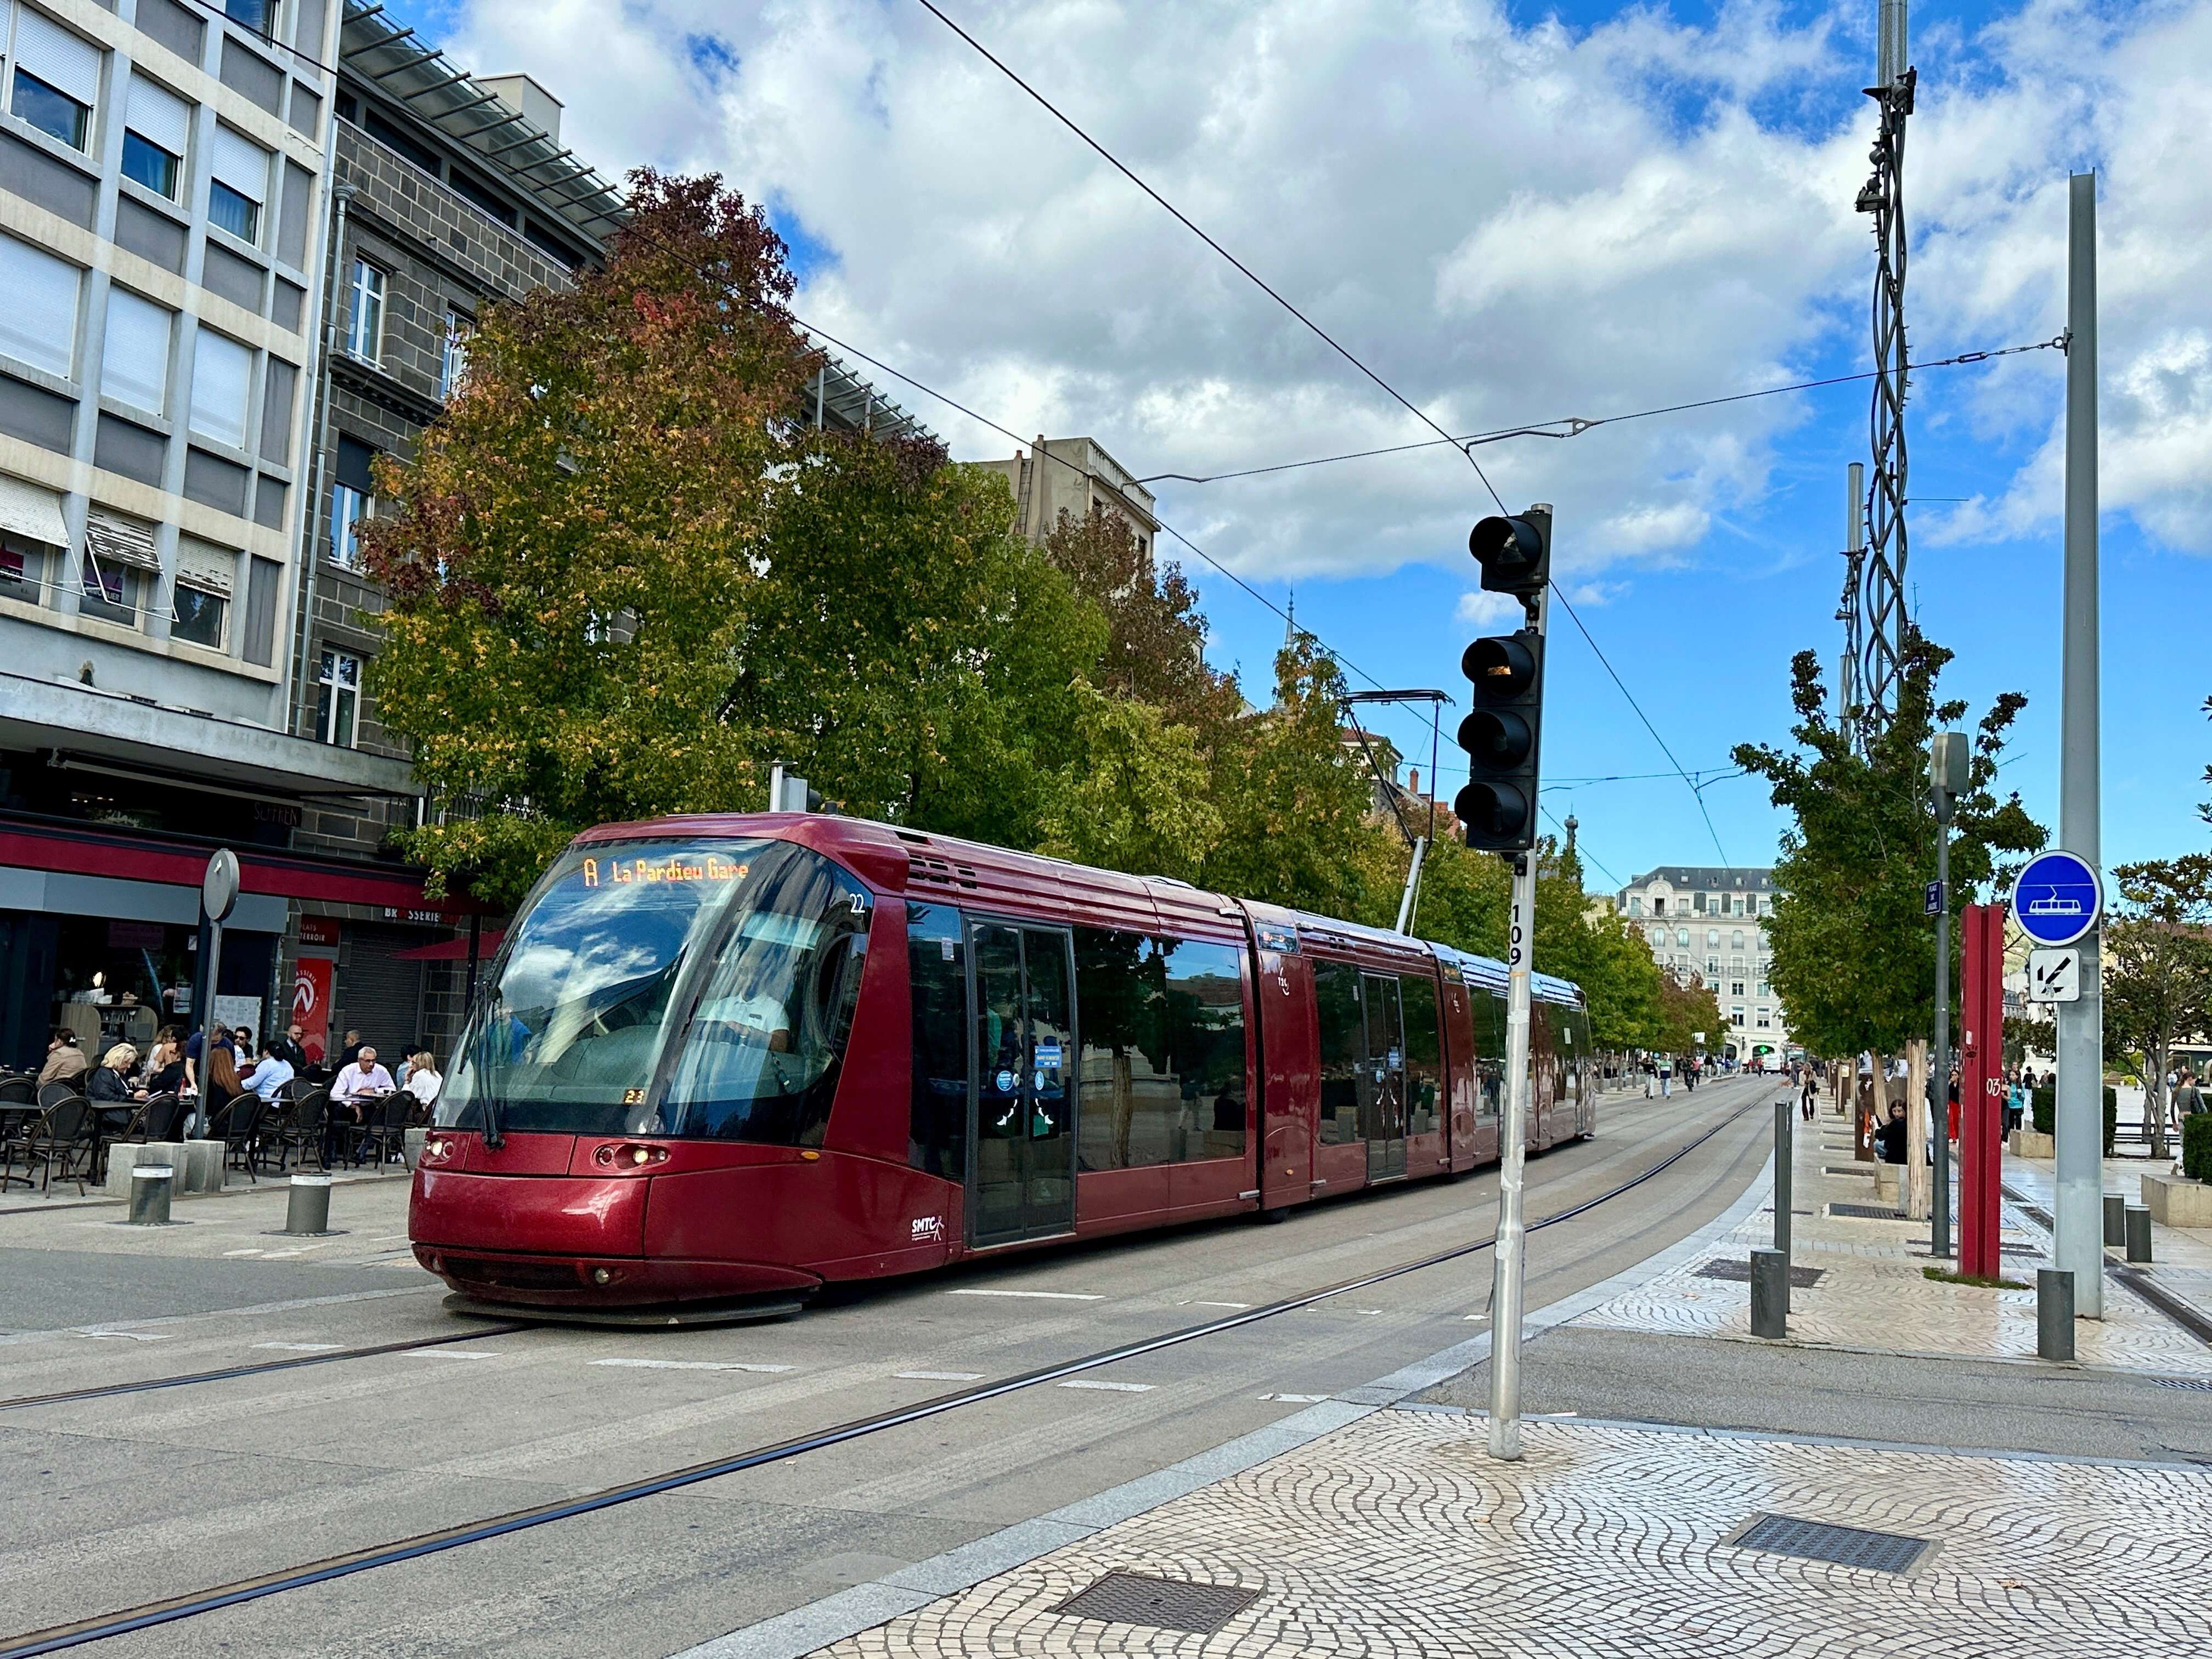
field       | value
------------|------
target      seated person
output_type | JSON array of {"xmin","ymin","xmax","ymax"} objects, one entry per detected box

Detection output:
[
  {"xmin": 331, "ymin": 1046, "xmax": 396, "ymax": 1120},
  {"xmin": 694, "ymin": 984, "xmax": 793, "ymax": 1054},
  {"xmin": 241, "ymin": 1041, "xmax": 296, "ymax": 1104},
  {"xmin": 1873, "ymin": 1102, "xmax": 1909, "ymax": 1164}
]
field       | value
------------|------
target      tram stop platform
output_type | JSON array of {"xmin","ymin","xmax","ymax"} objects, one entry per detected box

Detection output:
[{"xmin": 685, "ymin": 1098, "xmax": 2212, "ymax": 1659}]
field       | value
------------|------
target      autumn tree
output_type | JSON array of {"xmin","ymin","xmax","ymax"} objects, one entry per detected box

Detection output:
[
  {"xmin": 2103, "ymin": 856, "xmax": 2212, "ymax": 1158},
  {"xmin": 360, "ymin": 172, "xmax": 806, "ymax": 906}
]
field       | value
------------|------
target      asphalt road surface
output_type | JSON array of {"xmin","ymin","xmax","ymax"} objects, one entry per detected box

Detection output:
[{"xmin": 0, "ymin": 1075, "xmax": 1775, "ymax": 1658}]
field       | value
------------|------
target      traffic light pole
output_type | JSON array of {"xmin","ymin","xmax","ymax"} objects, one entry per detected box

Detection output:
[{"xmin": 1487, "ymin": 585, "xmax": 1547, "ymax": 1462}]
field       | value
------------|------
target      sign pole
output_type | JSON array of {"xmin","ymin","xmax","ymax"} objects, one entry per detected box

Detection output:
[
  {"xmin": 2056, "ymin": 171, "xmax": 2103, "ymax": 1319},
  {"xmin": 195, "ymin": 850, "xmax": 240, "ymax": 1141}
]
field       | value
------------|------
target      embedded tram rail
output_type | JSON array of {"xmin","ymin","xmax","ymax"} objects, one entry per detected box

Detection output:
[{"xmin": 0, "ymin": 1094, "xmax": 1766, "ymax": 1658}]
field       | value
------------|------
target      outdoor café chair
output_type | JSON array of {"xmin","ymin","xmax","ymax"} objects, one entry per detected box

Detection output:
[
  {"xmin": 219, "ymin": 1094, "xmax": 273, "ymax": 1182},
  {"xmin": 352, "ymin": 1092, "xmax": 413, "ymax": 1170},
  {"xmin": 271, "ymin": 1090, "xmax": 331, "ymax": 1172},
  {"xmin": 21, "ymin": 1096, "xmax": 97, "ymax": 1195}
]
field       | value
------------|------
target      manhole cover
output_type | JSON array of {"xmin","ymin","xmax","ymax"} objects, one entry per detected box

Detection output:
[
  {"xmin": 1829, "ymin": 1203, "xmax": 1909, "ymax": 1221},
  {"xmin": 1053, "ymin": 1572, "xmax": 1261, "ymax": 1634},
  {"xmin": 1696, "ymin": 1260, "xmax": 1826, "ymax": 1289},
  {"xmin": 1724, "ymin": 1513, "xmax": 1935, "ymax": 1574}
]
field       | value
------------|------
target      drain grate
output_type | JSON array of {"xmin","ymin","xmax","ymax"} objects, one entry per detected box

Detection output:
[
  {"xmin": 2153, "ymin": 1377, "xmax": 2212, "ymax": 1392},
  {"xmin": 1725, "ymin": 1513, "xmax": 1935, "ymax": 1574},
  {"xmin": 1053, "ymin": 1572, "xmax": 1262, "ymax": 1635},
  {"xmin": 1697, "ymin": 1260, "xmax": 1826, "ymax": 1289},
  {"xmin": 1824, "ymin": 1165, "xmax": 1876, "ymax": 1176},
  {"xmin": 1829, "ymin": 1203, "xmax": 1910, "ymax": 1221}
]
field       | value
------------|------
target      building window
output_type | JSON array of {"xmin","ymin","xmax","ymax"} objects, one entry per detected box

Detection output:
[
  {"xmin": 441, "ymin": 311, "xmax": 472, "ymax": 398},
  {"xmin": 80, "ymin": 551, "xmax": 140, "ymax": 627},
  {"xmin": 222, "ymin": 0, "xmax": 278, "ymax": 37},
  {"xmin": 1732, "ymin": 1006, "xmax": 1747, "ymax": 1025},
  {"xmin": 315, "ymin": 649, "xmax": 360, "ymax": 745},
  {"xmin": 1730, "ymin": 981, "xmax": 1745, "ymax": 997},
  {"xmin": 1706, "ymin": 957, "xmax": 1719, "ymax": 977},
  {"xmin": 1652, "ymin": 896, "xmax": 1666, "ymax": 916},
  {"xmin": 122, "ymin": 77, "xmax": 189, "ymax": 199},
  {"xmin": 1706, "ymin": 929, "xmax": 1720, "ymax": 946},
  {"xmin": 171, "ymin": 580, "xmax": 227, "ymax": 648},
  {"xmin": 102, "ymin": 287, "xmax": 173, "ymax": 414},
  {"xmin": 328, "ymin": 483, "xmax": 368, "ymax": 567},
  {"xmin": 9, "ymin": 8, "xmax": 99, "ymax": 152},
  {"xmin": 0, "ymin": 534, "xmax": 46, "ymax": 602},
  {"xmin": 0, "ymin": 235, "xmax": 80, "ymax": 380},
  {"xmin": 189, "ymin": 328, "xmax": 253, "ymax": 450},
  {"xmin": 1675, "ymin": 929, "xmax": 1689, "ymax": 948},
  {"xmin": 1756, "ymin": 1011, "xmax": 1772, "ymax": 1029},
  {"xmin": 1757, "ymin": 980, "xmax": 1769, "ymax": 998},
  {"xmin": 1731, "ymin": 930, "xmax": 1745, "ymax": 950},
  {"xmin": 345, "ymin": 261, "xmax": 385, "ymax": 363},
  {"xmin": 209, "ymin": 127, "xmax": 270, "ymax": 245}
]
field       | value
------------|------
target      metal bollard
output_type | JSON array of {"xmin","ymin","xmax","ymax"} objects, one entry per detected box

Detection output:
[
  {"xmin": 1750, "ymin": 1248, "xmax": 1788, "ymax": 1339},
  {"xmin": 2037, "ymin": 1268, "xmax": 2075, "ymax": 1360},
  {"xmin": 127, "ymin": 1165, "xmax": 174, "ymax": 1226},
  {"xmin": 1773, "ymin": 1100, "xmax": 1793, "ymax": 1270},
  {"xmin": 2103, "ymin": 1192, "xmax": 2125, "ymax": 1245},
  {"xmin": 284, "ymin": 1173, "xmax": 335, "ymax": 1235},
  {"xmin": 2125, "ymin": 1205, "xmax": 2153, "ymax": 1263}
]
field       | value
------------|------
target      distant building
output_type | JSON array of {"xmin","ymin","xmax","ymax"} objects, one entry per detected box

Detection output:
[
  {"xmin": 972, "ymin": 436, "xmax": 1158, "ymax": 554},
  {"xmin": 1617, "ymin": 865, "xmax": 1791, "ymax": 1062}
]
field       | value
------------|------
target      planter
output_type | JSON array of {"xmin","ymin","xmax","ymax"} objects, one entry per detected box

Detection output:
[
  {"xmin": 2008, "ymin": 1130, "xmax": 2055, "ymax": 1160},
  {"xmin": 2142, "ymin": 1172, "xmax": 2212, "ymax": 1228}
]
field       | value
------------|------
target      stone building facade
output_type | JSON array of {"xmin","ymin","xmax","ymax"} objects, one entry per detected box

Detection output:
[{"xmin": 1616, "ymin": 865, "xmax": 1793, "ymax": 1062}]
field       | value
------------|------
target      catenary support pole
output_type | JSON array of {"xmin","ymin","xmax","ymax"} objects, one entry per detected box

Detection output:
[
  {"xmin": 2056, "ymin": 171, "xmax": 2103, "ymax": 1318},
  {"xmin": 1487, "ymin": 842, "xmax": 1539, "ymax": 1459}
]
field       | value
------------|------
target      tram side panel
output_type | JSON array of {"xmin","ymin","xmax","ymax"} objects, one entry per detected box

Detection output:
[
  {"xmin": 1440, "ymin": 973, "xmax": 1488, "ymax": 1173},
  {"xmin": 1255, "ymin": 945, "xmax": 1319, "ymax": 1212}
]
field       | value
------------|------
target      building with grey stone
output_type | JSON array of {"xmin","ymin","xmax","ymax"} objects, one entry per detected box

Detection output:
[
  {"xmin": 1616, "ymin": 865, "xmax": 1793, "ymax": 1062},
  {"xmin": 971, "ymin": 435, "xmax": 1159, "ymax": 555}
]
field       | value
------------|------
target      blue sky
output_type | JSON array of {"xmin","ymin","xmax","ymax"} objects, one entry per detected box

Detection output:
[{"xmin": 386, "ymin": 0, "xmax": 2212, "ymax": 896}]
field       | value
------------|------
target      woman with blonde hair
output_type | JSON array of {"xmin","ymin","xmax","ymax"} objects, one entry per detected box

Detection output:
[{"xmin": 87, "ymin": 1042, "xmax": 138, "ymax": 1136}]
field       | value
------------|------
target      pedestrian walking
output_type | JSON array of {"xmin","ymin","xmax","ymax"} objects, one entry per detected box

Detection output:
[
  {"xmin": 1659, "ymin": 1058, "xmax": 1672, "ymax": 1098},
  {"xmin": 1799, "ymin": 1070, "xmax": 1816, "ymax": 1121}
]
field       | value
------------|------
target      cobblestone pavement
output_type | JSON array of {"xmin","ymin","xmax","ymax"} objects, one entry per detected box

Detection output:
[
  {"xmin": 1564, "ymin": 1116, "xmax": 2212, "ymax": 1376},
  {"xmin": 808, "ymin": 1408, "xmax": 2212, "ymax": 1658}
]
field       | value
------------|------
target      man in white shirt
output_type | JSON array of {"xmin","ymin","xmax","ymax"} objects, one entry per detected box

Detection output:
[
  {"xmin": 332, "ymin": 1046, "xmax": 396, "ymax": 1118},
  {"xmin": 240, "ymin": 1042, "xmax": 295, "ymax": 1103}
]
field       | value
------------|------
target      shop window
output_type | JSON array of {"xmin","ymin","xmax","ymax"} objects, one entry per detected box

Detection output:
[{"xmin": 315, "ymin": 648, "xmax": 360, "ymax": 746}]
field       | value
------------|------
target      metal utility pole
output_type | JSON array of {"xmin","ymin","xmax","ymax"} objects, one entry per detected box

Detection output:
[
  {"xmin": 1929, "ymin": 731, "xmax": 1967, "ymax": 1258},
  {"xmin": 2055, "ymin": 172, "xmax": 2103, "ymax": 1318},
  {"xmin": 1855, "ymin": 0, "xmax": 1914, "ymax": 734},
  {"xmin": 1837, "ymin": 462, "xmax": 1865, "ymax": 738}
]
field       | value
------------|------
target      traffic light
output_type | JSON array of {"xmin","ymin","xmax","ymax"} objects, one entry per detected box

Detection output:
[{"xmin": 1456, "ymin": 510, "xmax": 1552, "ymax": 852}]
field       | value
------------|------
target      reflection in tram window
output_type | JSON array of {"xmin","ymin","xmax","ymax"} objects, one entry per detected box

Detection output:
[
  {"xmin": 1073, "ymin": 929, "xmax": 1248, "ymax": 1170},
  {"xmin": 1530, "ymin": 1002, "xmax": 1558, "ymax": 1117},
  {"xmin": 1313, "ymin": 960, "xmax": 1361, "ymax": 1145},
  {"xmin": 438, "ymin": 839, "xmax": 866, "ymax": 1141},
  {"xmin": 1471, "ymin": 986, "xmax": 1504, "ymax": 1117},
  {"xmin": 1401, "ymin": 973, "xmax": 1441, "ymax": 1135},
  {"xmin": 906, "ymin": 904, "xmax": 967, "ymax": 1178}
]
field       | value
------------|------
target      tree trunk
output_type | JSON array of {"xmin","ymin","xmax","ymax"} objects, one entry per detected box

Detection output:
[
  {"xmin": 1906, "ymin": 1041, "xmax": 1932, "ymax": 1222},
  {"xmin": 1867, "ymin": 1055, "xmax": 1889, "ymax": 1168},
  {"xmin": 2150, "ymin": 1036, "xmax": 2170, "ymax": 1160}
]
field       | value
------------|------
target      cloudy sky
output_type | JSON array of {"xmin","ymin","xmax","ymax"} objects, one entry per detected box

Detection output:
[{"xmin": 385, "ymin": 0, "xmax": 2211, "ymax": 894}]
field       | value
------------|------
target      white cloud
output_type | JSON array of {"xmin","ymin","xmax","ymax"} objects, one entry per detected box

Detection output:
[
  {"xmin": 436, "ymin": 0, "xmax": 2212, "ymax": 575},
  {"xmin": 1455, "ymin": 588, "xmax": 1524, "ymax": 627}
]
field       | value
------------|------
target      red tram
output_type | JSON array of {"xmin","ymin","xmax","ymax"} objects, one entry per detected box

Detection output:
[{"xmin": 410, "ymin": 814, "xmax": 1594, "ymax": 1317}]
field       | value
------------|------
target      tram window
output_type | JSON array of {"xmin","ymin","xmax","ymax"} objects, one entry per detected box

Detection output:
[
  {"xmin": 1530, "ymin": 1002, "xmax": 1559, "ymax": 1114},
  {"xmin": 1314, "ymin": 960, "xmax": 1361, "ymax": 1144},
  {"xmin": 1401, "ymin": 973, "xmax": 1441, "ymax": 1135},
  {"xmin": 1074, "ymin": 929, "xmax": 1248, "ymax": 1167},
  {"xmin": 1156, "ymin": 938, "xmax": 1247, "ymax": 1160},
  {"xmin": 1470, "ymin": 988, "xmax": 1505, "ymax": 1118},
  {"xmin": 907, "ymin": 903, "xmax": 968, "ymax": 1178}
]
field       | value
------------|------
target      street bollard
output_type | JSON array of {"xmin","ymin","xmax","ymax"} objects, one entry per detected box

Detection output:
[
  {"xmin": 127, "ymin": 1165, "xmax": 174, "ymax": 1226},
  {"xmin": 1750, "ymin": 1248, "xmax": 1788, "ymax": 1339},
  {"xmin": 1773, "ymin": 1100, "xmax": 1793, "ymax": 1309},
  {"xmin": 2125, "ymin": 1205, "xmax": 2153, "ymax": 1263},
  {"xmin": 284, "ymin": 1173, "xmax": 335, "ymax": 1235},
  {"xmin": 2038, "ymin": 1269, "xmax": 2075, "ymax": 1361},
  {"xmin": 2103, "ymin": 1192, "xmax": 2125, "ymax": 1246}
]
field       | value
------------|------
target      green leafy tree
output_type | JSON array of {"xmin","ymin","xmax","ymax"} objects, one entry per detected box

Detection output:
[
  {"xmin": 359, "ymin": 172, "xmax": 805, "ymax": 906},
  {"xmin": 1733, "ymin": 630, "xmax": 2044, "ymax": 1078},
  {"xmin": 2104, "ymin": 856, "xmax": 2212, "ymax": 1159},
  {"xmin": 1202, "ymin": 635, "xmax": 1378, "ymax": 917},
  {"xmin": 1036, "ymin": 680, "xmax": 1223, "ymax": 882}
]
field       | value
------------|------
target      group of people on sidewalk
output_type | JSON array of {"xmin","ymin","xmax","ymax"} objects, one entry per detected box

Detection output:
[{"xmin": 1638, "ymin": 1054, "xmax": 1705, "ymax": 1098}]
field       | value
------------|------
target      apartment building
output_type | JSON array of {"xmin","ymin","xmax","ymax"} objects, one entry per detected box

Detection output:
[
  {"xmin": 972, "ymin": 435, "xmax": 1160, "ymax": 554},
  {"xmin": 1617, "ymin": 864, "xmax": 1793, "ymax": 1062}
]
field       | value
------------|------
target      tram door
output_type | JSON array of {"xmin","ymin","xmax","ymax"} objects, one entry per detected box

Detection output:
[
  {"xmin": 1359, "ymin": 972, "xmax": 1408, "ymax": 1180},
  {"xmin": 969, "ymin": 922, "xmax": 1078, "ymax": 1246}
]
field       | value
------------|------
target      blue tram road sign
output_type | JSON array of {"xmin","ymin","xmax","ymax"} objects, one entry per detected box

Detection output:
[{"xmin": 2010, "ymin": 851, "xmax": 2102, "ymax": 947}]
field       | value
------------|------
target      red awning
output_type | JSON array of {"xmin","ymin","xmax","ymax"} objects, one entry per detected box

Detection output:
[{"xmin": 390, "ymin": 929, "xmax": 505, "ymax": 962}]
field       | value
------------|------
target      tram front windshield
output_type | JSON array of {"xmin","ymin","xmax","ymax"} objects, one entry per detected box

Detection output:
[{"xmin": 437, "ymin": 838, "xmax": 869, "ymax": 1142}]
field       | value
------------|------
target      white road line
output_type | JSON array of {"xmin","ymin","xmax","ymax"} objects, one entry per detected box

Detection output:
[
  {"xmin": 948, "ymin": 1289, "xmax": 1104, "ymax": 1301},
  {"xmin": 895, "ymin": 1370, "xmax": 986, "ymax": 1381},
  {"xmin": 223, "ymin": 1249, "xmax": 265, "ymax": 1258},
  {"xmin": 1257, "ymin": 1393, "xmax": 1330, "ymax": 1403},
  {"xmin": 399, "ymin": 1349, "xmax": 501, "ymax": 1360},
  {"xmin": 252, "ymin": 1341, "xmax": 344, "ymax": 1352},
  {"xmin": 1057, "ymin": 1380, "xmax": 1154, "ymax": 1393},
  {"xmin": 588, "ymin": 1358, "xmax": 794, "ymax": 1373},
  {"xmin": 1191, "ymin": 1300, "xmax": 1250, "ymax": 1310},
  {"xmin": 80, "ymin": 1330, "xmax": 169, "ymax": 1342}
]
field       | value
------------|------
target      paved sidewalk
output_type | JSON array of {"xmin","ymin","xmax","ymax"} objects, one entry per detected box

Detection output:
[
  {"xmin": 1563, "ymin": 1103, "xmax": 2212, "ymax": 1374},
  {"xmin": 807, "ymin": 1408, "xmax": 2212, "ymax": 1658},
  {"xmin": 2004, "ymin": 1155, "xmax": 2212, "ymax": 1328}
]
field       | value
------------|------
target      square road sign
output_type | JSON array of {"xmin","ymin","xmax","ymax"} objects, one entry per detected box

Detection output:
[{"xmin": 2027, "ymin": 948, "xmax": 2081, "ymax": 1003}]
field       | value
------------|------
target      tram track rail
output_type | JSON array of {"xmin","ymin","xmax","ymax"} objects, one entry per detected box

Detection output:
[{"xmin": 0, "ymin": 1094, "xmax": 1767, "ymax": 1657}]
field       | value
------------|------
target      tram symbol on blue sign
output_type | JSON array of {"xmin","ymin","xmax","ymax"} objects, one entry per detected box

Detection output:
[{"xmin": 2009, "ymin": 851, "xmax": 2102, "ymax": 947}]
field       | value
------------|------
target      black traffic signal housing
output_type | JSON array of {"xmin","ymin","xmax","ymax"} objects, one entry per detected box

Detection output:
[{"xmin": 1456, "ymin": 510, "xmax": 1551, "ymax": 851}]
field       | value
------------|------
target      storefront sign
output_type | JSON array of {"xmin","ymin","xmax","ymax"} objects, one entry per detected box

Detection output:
[
  {"xmin": 380, "ymin": 906, "xmax": 447, "ymax": 924},
  {"xmin": 299, "ymin": 915, "xmax": 342, "ymax": 947},
  {"xmin": 291, "ymin": 958, "xmax": 333, "ymax": 1064},
  {"xmin": 107, "ymin": 919, "xmax": 166, "ymax": 950}
]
